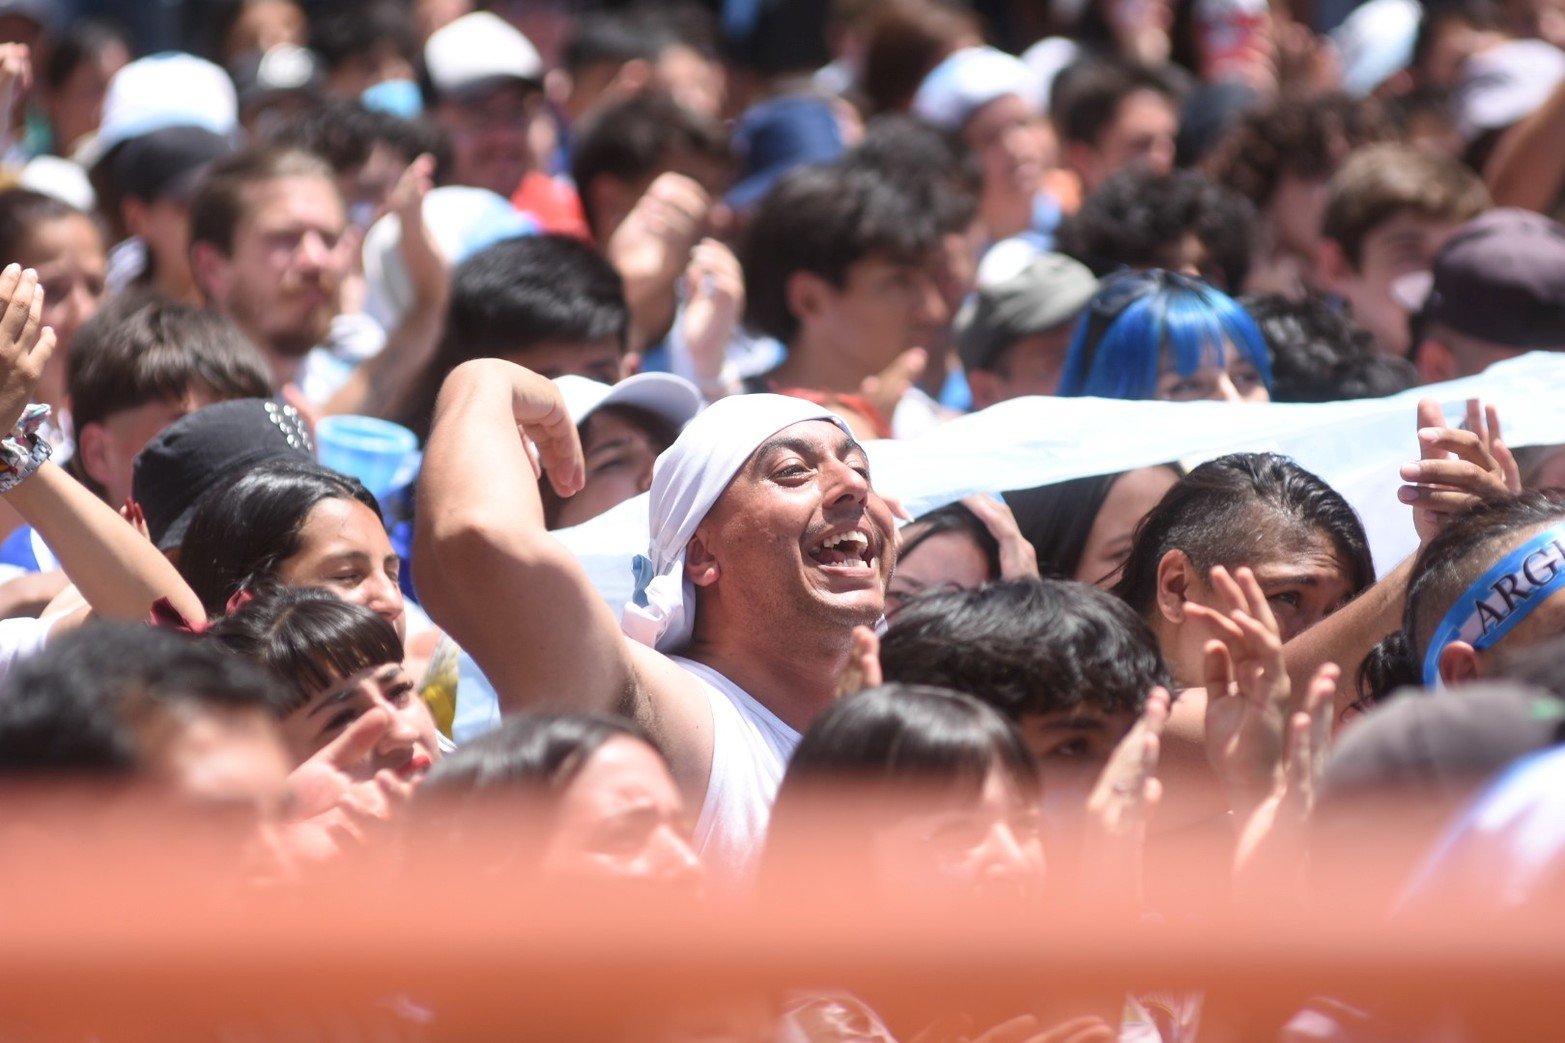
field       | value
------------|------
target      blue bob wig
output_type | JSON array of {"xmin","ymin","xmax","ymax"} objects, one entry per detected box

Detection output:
[{"xmin": 1056, "ymin": 269, "xmax": 1273, "ymax": 400}]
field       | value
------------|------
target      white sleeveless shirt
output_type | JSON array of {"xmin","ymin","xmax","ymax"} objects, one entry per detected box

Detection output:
[{"xmin": 671, "ymin": 656, "xmax": 801, "ymax": 885}]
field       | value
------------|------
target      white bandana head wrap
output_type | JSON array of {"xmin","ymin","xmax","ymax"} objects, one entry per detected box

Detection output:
[{"xmin": 621, "ymin": 394, "xmax": 851, "ymax": 651}]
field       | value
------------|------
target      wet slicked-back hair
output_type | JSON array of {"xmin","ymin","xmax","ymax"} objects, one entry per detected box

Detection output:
[{"xmin": 1112, "ymin": 452, "xmax": 1374, "ymax": 618}]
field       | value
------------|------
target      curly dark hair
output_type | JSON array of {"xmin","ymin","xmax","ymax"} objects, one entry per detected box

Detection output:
[
  {"xmin": 1205, "ymin": 92, "xmax": 1391, "ymax": 211},
  {"xmin": 1242, "ymin": 293, "xmax": 1418, "ymax": 402},
  {"xmin": 1055, "ymin": 167, "xmax": 1258, "ymax": 292}
]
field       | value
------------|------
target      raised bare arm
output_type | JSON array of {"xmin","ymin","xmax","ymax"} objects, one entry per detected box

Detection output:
[
  {"xmin": 0, "ymin": 265, "xmax": 202, "ymax": 624},
  {"xmin": 412, "ymin": 358, "xmax": 640, "ymax": 715}
]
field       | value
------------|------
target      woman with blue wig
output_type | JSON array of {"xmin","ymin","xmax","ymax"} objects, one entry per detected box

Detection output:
[{"xmin": 1058, "ymin": 269, "xmax": 1273, "ymax": 402}]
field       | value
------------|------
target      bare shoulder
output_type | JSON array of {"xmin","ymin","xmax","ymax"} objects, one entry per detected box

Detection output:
[{"xmin": 625, "ymin": 641, "xmax": 719, "ymax": 806}]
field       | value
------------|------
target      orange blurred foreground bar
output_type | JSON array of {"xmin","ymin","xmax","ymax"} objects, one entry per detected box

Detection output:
[{"xmin": 0, "ymin": 789, "xmax": 1561, "ymax": 1041}]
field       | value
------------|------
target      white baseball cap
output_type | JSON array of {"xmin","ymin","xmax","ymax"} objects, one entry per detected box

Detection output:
[
  {"xmin": 18, "ymin": 155, "xmax": 94, "ymax": 211},
  {"xmin": 361, "ymin": 185, "xmax": 539, "ymax": 330},
  {"xmin": 553, "ymin": 373, "xmax": 704, "ymax": 434},
  {"xmin": 912, "ymin": 46, "xmax": 1039, "ymax": 131},
  {"xmin": 1331, "ymin": 0, "xmax": 1420, "ymax": 98},
  {"xmin": 1455, "ymin": 39, "xmax": 1565, "ymax": 142},
  {"xmin": 78, "ymin": 52, "xmax": 238, "ymax": 168},
  {"xmin": 423, "ymin": 11, "xmax": 543, "ymax": 100}
]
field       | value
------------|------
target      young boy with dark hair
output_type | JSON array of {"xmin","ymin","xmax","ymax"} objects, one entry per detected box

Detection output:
[
  {"xmin": 310, "ymin": 0, "xmax": 417, "ymax": 100},
  {"xmin": 0, "ymin": 294, "xmax": 272, "ymax": 608},
  {"xmin": 876, "ymin": 578, "xmax": 1172, "ymax": 883},
  {"xmin": 1317, "ymin": 144, "xmax": 1490, "ymax": 358},
  {"xmin": 569, "ymin": 91, "xmax": 730, "ymax": 244},
  {"xmin": 1052, "ymin": 60, "xmax": 1183, "ymax": 197},
  {"xmin": 879, "ymin": 578, "xmax": 1166, "ymax": 799},
  {"xmin": 738, "ymin": 163, "xmax": 950, "ymax": 437},
  {"xmin": 396, "ymin": 234, "xmax": 632, "ymax": 442}
]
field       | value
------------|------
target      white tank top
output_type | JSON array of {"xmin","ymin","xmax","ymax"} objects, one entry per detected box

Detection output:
[{"xmin": 672, "ymin": 656, "xmax": 801, "ymax": 886}]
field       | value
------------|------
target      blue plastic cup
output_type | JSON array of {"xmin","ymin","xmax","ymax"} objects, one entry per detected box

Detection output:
[{"xmin": 314, "ymin": 415, "xmax": 420, "ymax": 502}]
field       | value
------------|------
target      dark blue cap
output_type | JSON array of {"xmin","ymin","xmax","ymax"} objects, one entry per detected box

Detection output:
[{"xmin": 726, "ymin": 93, "xmax": 845, "ymax": 210}]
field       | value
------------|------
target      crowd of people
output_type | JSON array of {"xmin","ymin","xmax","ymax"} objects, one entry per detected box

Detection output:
[{"xmin": 0, "ymin": 0, "xmax": 1564, "ymax": 1037}]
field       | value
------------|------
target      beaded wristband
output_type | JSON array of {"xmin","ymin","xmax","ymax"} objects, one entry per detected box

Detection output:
[{"xmin": 0, "ymin": 403, "xmax": 52, "ymax": 495}]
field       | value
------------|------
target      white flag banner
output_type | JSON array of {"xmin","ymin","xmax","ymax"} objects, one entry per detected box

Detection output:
[{"xmin": 556, "ymin": 352, "xmax": 1565, "ymax": 620}]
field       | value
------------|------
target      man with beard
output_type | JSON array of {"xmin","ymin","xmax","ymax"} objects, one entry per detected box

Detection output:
[
  {"xmin": 187, "ymin": 147, "xmax": 352, "ymax": 394},
  {"xmin": 415, "ymin": 361, "xmax": 897, "ymax": 881}
]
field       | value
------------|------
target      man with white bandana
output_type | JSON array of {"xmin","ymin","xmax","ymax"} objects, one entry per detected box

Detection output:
[{"xmin": 415, "ymin": 360, "xmax": 896, "ymax": 881}]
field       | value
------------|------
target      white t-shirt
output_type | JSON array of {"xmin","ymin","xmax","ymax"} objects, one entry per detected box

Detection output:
[
  {"xmin": 0, "ymin": 614, "xmax": 56, "ymax": 686},
  {"xmin": 441, "ymin": 643, "xmax": 802, "ymax": 884},
  {"xmin": 673, "ymin": 655, "xmax": 801, "ymax": 887}
]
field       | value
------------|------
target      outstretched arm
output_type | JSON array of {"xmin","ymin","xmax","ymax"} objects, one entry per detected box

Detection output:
[
  {"xmin": 413, "ymin": 359, "xmax": 638, "ymax": 716},
  {"xmin": 1484, "ymin": 75, "xmax": 1565, "ymax": 213},
  {"xmin": 0, "ymin": 265, "xmax": 202, "ymax": 624},
  {"xmin": 1284, "ymin": 398, "xmax": 1517, "ymax": 717},
  {"xmin": 324, "ymin": 155, "xmax": 445, "ymax": 419},
  {"xmin": 7, "ymin": 463, "xmax": 204, "ymax": 623}
]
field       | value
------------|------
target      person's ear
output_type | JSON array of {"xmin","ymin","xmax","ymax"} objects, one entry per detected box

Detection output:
[
  {"xmin": 586, "ymin": 174, "xmax": 636, "ymax": 241},
  {"xmin": 1379, "ymin": 69, "xmax": 1416, "ymax": 99},
  {"xmin": 620, "ymin": 351, "xmax": 642, "ymax": 379},
  {"xmin": 1437, "ymin": 641, "xmax": 1482, "ymax": 686},
  {"xmin": 121, "ymin": 196, "xmax": 150, "ymax": 240},
  {"xmin": 75, "ymin": 422, "xmax": 114, "ymax": 489},
  {"xmin": 784, "ymin": 270, "xmax": 833, "ymax": 331},
  {"xmin": 1414, "ymin": 336, "xmax": 1457, "ymax": 385},
  {"xmin": 1155, "ymin": 549, "xmax": 1194, "ymax": 625},
  {"xmin": 612, "ymin": 58, "xmax": 653, "ymax": 98},
  {"xmin": 684, "ymin": 529, "xmax": 720, "ymax": 588},
  {"xmin": 1315, "ymin": 238, "xmax": 1354, "ymax": 295},
  {"xmin": 1062, "ymin": 139, "xmax": 1097, "ymax": 189},
  {"xmin": 188, "ymin": 240, "xmax": 228, "ymax": 303},
  {"xmin": 966, "ymin": 368, "xmax": 1002, "ymax": 411}
]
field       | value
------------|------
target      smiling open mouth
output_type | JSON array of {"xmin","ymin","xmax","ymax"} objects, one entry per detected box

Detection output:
[{"xmin": 808, "ymin": 529, "xmax": 875, "ymax": 570}]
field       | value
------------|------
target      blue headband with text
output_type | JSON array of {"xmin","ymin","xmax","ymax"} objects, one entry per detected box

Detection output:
[{"xmin": 1422, "ymin": 526, "xmax": 1565, "ymax": 686}]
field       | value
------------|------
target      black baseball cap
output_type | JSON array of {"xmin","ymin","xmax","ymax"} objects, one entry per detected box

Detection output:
[
  {"xmin": 113, "ymin": 125, "xmax": 234, "ymax": 205},
  {"xmin": 1396, "ymin": 208, "xmax": 1565, "ymax": 350},
  {"xmin": 132, "ymin": 398, "xmax": 314, "ymax": 551}
]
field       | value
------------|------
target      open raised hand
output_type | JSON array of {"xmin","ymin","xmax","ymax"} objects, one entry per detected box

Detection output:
[
  {"xmin": 835, "ymin": 624, "xmax": 883, "ymax": 698},
  {"xmin": 1187, "ymin": 565, "xmax": 1291, "ymax": 813},
  {"xmin": 388, "ymin": 153, "xmax": 444, "ymax": 312},
  {"xmin": 678, "ymin": 237, "xmax": 744, "ymax": 397},
  {"xmin": 274, "ymin": 708, "xmax": 416, "ymax": 867},
  {"xmin": 606, "ymin": 172, "xmax": 711, "ymax": 351},
  {"xmin": 0, "ymin": 264, "xmax": 55, "ymax": 432},
  {"xmin": 962, "ymin": 495, "xmax": 1040, "ymax": 580},
  {"xmin": 1233, "ymin": 662, "xmax": 1338, "ymax": 896},
  {"xmin": 859, "ymin": 347, "xmax": 927, "ymax": 430},
  {"xmin": 1399, "ymin": 397, "xmax": 1521, "ymax": 544},
  {"xmin": 1083, "ymin": 686, "xmax": 1169, "ymax": 907},
  {"xmin": 0, "ymin": 44, "xmax": 29, "ymax": 152}
]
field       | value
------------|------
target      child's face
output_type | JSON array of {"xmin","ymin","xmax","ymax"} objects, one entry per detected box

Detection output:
[
  {"xmin": 1016, "ymin": 706, "xmax": 1139, "ymax": 808},
  {"xmin": 281, "ymin": 661, "xmax": 438, "ymax": 777},
  {"xmin": 550, "ymin": 407, "xmax": 670, "ymax": 530},
  {"xmin": 1337, "ymin": 210, "xmax": 1460, "ymax": 357},
  {"xmin": 84, "ymin": 384, "xmax": 225, "ymax": 507}
]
